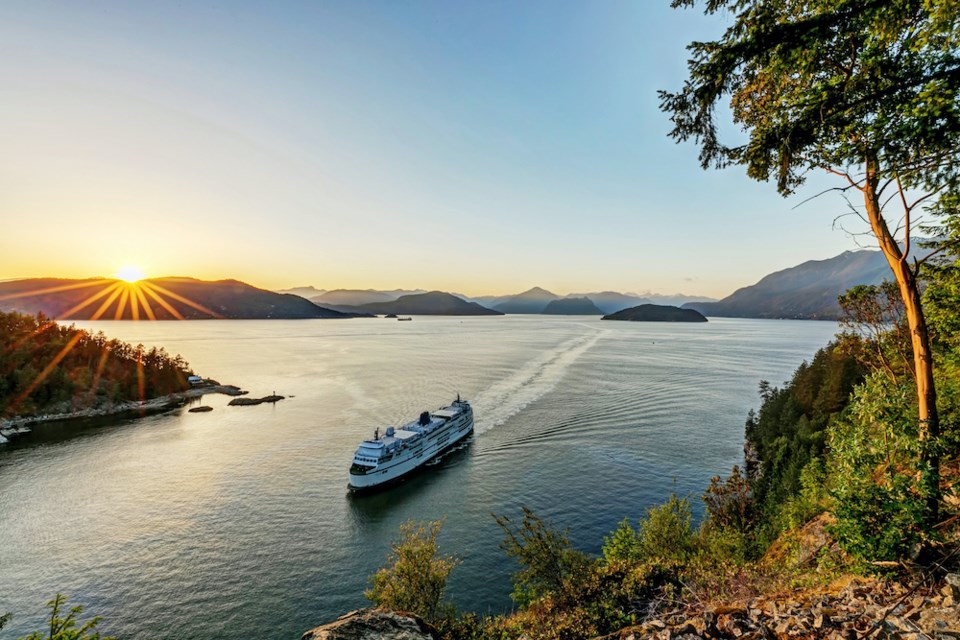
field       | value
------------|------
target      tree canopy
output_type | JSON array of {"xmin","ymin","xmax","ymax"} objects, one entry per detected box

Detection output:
[
  {"xmin": 661, "ymin": 0, "xmax": 960, "ymax": 524},
  {"xmin": 660, "ymin": 0, "xmax": 960, "ymax": 196}
]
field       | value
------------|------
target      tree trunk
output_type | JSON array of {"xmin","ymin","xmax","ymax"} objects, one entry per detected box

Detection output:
[{"xmin": 863, "ymin": 157, "xmax": 941, "ymax": 524}]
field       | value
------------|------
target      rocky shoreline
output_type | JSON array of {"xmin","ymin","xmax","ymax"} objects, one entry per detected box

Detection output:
[{"xmin": 0, "ymin": 382, "xmax": 248, "ymax": 432}]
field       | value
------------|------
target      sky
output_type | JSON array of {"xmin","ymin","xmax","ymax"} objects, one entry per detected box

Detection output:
[{"xmin": 0, "ymin": 1, "xmax": 871, "ymax": 298}]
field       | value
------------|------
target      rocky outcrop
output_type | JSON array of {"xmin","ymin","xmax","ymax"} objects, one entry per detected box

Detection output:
[
  {"xmin": 301, "ymin": 609, "xmax": 437, "ymax": 640},
  {"xmin": 592, "ymin": 575, "xmax": 960, "ymax": 639},
  {"xmin": 227, "ymin": 394, "xmax": 285, "ymax": 406}
]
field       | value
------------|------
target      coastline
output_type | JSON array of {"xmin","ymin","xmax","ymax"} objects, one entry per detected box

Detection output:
[{"xmin": 0, "ymin": 384, "xmax": 246, "ymax": 431}]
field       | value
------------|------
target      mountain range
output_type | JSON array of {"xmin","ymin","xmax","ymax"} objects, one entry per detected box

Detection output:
[
  {"xmin": 333, "ymin": 291, "xmax": 503, "ymax": 316},
  {"xmin": 682, "ymin": 250, "xmax": 894, "ymax": 319},
  {"xmin": 308, "ymin": 288, "xmax": 428, "ymax": 311},
  {"xmin": 0, "ymin": 245, "xmax": 905, "ymax": 321},
  {"xmin": 467, "ymin": 287, "xmax": 707, "ymax": 315},
  {"xmin": 0, "ymin": 278, "xmax": 366, "ymax": 320}
]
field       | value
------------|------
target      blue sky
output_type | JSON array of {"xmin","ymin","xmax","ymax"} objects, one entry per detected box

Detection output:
[{"xmin": 0, "ymin": 1, "xmax": 864, "ymax": 297}]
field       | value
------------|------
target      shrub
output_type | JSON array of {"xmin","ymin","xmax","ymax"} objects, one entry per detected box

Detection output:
[
  {"xmin": 827, "ymin": 373, "xmax": 929, "ymax": 563},
  {"xmin": 365, "ymin": 520, "xmax": 459, "ymax": 624},
  {"xmin": 703, "ymin": 466, "xmax": 756, "ymax": 535},
  {"xmin": 17, "ymin": 594, "xmax": 115, "ymax": 640},
  {"xmin": 637, "ymin": 494, "xmax": 694, "ymax": 563},
  {"xmin": 494, "ymin": 507, "xmax": 592, "ymax": 608}
]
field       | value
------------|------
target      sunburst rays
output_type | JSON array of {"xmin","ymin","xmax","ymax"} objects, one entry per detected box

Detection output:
[
  {"xmin": 0, "ymin": 278, "xmax": 224, "ymax": 322},
  {"xmin": 1, "ymin": 277, "xmax": 220, "ymax": 413}
]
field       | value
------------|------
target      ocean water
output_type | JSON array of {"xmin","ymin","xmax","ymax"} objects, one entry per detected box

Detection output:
[{"xmin": 0, "ymin": 316, "xmax": 838, "ymax": 638}]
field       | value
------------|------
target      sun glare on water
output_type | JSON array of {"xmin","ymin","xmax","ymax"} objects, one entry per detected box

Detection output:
[{"xmin": 116, "ymin": 265, "xmax": 146, "ymax": 283}]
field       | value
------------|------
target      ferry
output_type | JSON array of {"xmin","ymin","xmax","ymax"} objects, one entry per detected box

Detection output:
[{"xmin": 348, "ymin": 397, "xmax": 474, "ymax": 491}]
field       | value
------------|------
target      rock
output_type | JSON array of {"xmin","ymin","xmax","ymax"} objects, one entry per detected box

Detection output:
[
  {"xmin": 945, "ymin": 573, "xmax": 960, "ymax": 599},
  {"xmin": 228, "ymin": 395, "xmax": 285, "ymax": 407},
  {"xmin": 229, "ymin": 397, "xmax": 262, "ymax": 406},
  {"xmin": 301, "ymin": 609, "xmax": 437, "ymax": 640},
  {"xmin": 188, "ymin": 406, "xmax": 213, "ymax": 413}
]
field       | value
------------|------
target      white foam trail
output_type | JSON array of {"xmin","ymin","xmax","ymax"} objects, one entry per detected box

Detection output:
[{"xmin": 472, "ymin": 328, "xmax": 607, "ymax": 435}]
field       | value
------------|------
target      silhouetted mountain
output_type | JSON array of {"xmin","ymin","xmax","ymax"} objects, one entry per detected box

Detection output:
[
  {"xmin": 637, "ymin": 292, "xmax": 718, "ymax": 307},
  {"xmin": 345, "ymin": 291, "xmax": 503, "ymax": 316},
  {"xmin": 541, "ymin": 297, "xmax": 603, "ymax": 315},
  {"xmin": 567, "ymin": 291, "xmax": 651, "ymax": 315},
  {"xmin": 603, "ymin": 304, "xmax": 707, "ymax": 322},
  {"xmin": 683, "ymin": 250, "xmax": 892, "ymax": 319},
  {"xmin": 492, "ymin": 287, "xmax": 560, "ymax": 314},
  {"xmin": 311, "ymin": 289, "xmax": 427, "ymax": 309},
  {"xmin": 276, "ymin": 286, "xmax": 327, "ymax": 299},
  {"xmin": 0, "ymin": 277, "xmax": 366, "ymax": 320}
]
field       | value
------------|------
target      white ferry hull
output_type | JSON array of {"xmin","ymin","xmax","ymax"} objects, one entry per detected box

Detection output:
[{"xmin": 348, "ymin": 400, "xmax": 474, "ymax": 492}]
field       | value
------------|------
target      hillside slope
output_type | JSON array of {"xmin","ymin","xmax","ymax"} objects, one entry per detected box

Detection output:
[{"xmin": 684, "ymin": 250, "xmax": 891, "ymax": 319}]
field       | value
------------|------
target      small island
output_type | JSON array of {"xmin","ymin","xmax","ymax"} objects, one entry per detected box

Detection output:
[{"xmin": 601, "ymin": 303, "xmax": 708, "ymax": 322}]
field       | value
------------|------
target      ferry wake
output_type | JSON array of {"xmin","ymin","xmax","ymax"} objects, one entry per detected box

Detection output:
[{"xmin": 348, "ymin": 396, "xmax": 474, "ymax": 491}]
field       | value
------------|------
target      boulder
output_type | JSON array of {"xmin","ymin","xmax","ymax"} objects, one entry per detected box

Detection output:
[{"xmin": 301, "ymin": 609, "xmax": 437, "ymax": 640}]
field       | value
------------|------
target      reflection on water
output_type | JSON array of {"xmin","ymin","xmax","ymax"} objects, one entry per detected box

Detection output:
[{"xmin": 0, "ymin": 317, "xmax": 838, "ymax": 639}]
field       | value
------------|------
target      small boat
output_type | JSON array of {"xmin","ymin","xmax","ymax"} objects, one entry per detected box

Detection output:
[
  {"xmin": 348, "ymin": 396, "xmax": 474, "ymax": 491},
  {"xmin": 397, "ymin": 317, "xmax": 412, "ymax": 321}
]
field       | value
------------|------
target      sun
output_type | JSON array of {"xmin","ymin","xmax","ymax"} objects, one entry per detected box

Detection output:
[{"xmin": 115, "ymin": 265, "xmax": 146, "ymax": 283}]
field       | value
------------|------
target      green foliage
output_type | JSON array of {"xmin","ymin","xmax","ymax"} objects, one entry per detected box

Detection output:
[
  {"xmin": 637, "ymin": 495, "xmax": 694, "ymax": 563},
  {"xmin": 16, "ymin": 594, "xmax": 115, "ymax": 640},
  {"xmin": 0, "ymin": 311, "xmax": 192, "ymax": 417},
  {"xmin": 601, "ymin": 495, "xmax": 694, "ymax": 566},
  {"xmin": 838, "ymin": 282, "xmax": 913, "ymax": 382},
  {"xmin": 703, "ymin": 466, "xmax": 756, "ymax": 536},
  {"xmin": 745, "ymin": 343, "xmax": 863, "ymax": 525},
  {"xmin": 601, "ymin": 518, "xmax": 641, "ymax": 565},
  {"xmin": 694, "ymin": 523, "xmax": 751, "ymax": 567},
  {"xmin": 924, "ymin": 196, "xmax": 960, "ymax": 365},
  {"xmin": 782, "ymin": 458, "xmax": 830, "ymax": 531},
  {"xmin": 365, "ymin": 520, "xmax": 458, "ymax": 624},
  {"xmin": 659, "ymin": 0, "xmax": 960, "ymax": 197},
  {"xmin": 493, "ymin": 507, "xmax": 592, "ymax": 608},
  {"xmin": 827, "ymin": 373, "xmax": 929, "ymax": 562}
]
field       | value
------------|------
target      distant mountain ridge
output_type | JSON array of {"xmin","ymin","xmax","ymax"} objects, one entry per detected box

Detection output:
[
  {"xmin": 542, "ymin": 297, "xmax": 603, "ymax": 315},
  {"xmin": 285, "ymin": 284, "xmax": 714, "ymax": 314},
  {"xmin": 311, "ymin": 289, "xmax": 427, "ymax": 309},
  {"xmin": 567, "ymin": 291, "xmax": 652, "ymax": 315},
  {"xmin": 492, "ymin": 287, "xmax": 559, "ymax": 314},
  {"xmin": 0, "ymin": 277, "xmax": 364, "ymax": 320},
  {"xmin": 340, "ymin": 291, "xmax": 503, "ymax": 316},
  {"xmin": 276, "ymin": 286, "xmax": 327, "ymax": 299},
  {"xmin": 683, "ymin": 250, "xmax": 893, "ymax": 320}
]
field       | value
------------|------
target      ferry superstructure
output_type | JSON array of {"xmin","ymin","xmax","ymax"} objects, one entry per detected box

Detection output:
[{"xmin": 348, "ymin": 397, "xmax": 474, "ymax": 491}]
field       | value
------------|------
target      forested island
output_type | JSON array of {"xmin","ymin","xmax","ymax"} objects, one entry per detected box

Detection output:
[
  {"xmin": 602, "ymin": 303, "xmax": 707, "ymax": 322},
  {"xmin": 0, "ymin": 310, "xmax": 194, "ymax": 421}
]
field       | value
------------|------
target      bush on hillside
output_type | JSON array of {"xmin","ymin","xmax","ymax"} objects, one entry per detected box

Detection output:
[{"xmin": 365, "ymin": 520, "xmax": 459, "ymax": 625}]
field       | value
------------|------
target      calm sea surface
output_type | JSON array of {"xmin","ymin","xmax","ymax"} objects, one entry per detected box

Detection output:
[{"xmin": 0, "ymin": 316, "xmax": 838, "ymax": 638}]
